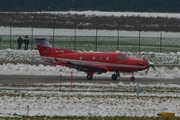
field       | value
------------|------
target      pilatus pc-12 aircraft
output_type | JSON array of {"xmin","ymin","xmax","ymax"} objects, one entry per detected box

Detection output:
[{"xmin": 34, "ymin": 37, "xmax": 155, "ymax": 81}]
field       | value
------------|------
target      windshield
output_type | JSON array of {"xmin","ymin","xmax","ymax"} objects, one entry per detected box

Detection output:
[{"xmin": 116, "ymin": 54, "xmax": 128, "ymax": 60}]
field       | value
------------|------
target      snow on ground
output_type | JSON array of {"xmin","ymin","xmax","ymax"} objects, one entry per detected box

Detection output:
[
  {"xmin": 0, "ymin": 88, "xmax": 180, "ymax": 117},
  {"xmin": 0, "ymin": 49, "xmax": 180, "ymax": 79},
  {"xmin": 0, "ymin": 82, "xmax": 180, "ymax": 117},
  {"xmin": 1, "ymin": 62, "xmax": 180, "ymax": 79},
  {"xmin": 0, "ymin": 49, "xmax": 180, "ymax": 117},
  {"xmin": 43, "ymin": 11, "xmax": 180, "ymax": 18},
  {"xmin": 0, "ymin": 11, "xmax": 180, "ymax": 117}
]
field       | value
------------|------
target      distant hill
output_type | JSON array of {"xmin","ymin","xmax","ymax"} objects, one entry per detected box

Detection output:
[
  {"xmin": 0, "ymin": 12, "xmax": 180, "ymax": 32},
  {"xmin": 0, "ymin": 0, "xmax": 180, "ymax": 13}
]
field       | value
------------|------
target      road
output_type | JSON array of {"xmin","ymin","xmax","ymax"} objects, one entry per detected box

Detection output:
[{"xmin": 0, "ymin": 75, "xmax": 179, "ymax": 85}]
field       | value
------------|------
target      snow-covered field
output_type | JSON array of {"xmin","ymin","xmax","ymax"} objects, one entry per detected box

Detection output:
[
  {"xmin": 1, "ymin": 49, "xmax": 180, "ymax": 78},
  {"xmin": 0, "ymin": 49, "xmax": 180, "ymax": 118},
  {"xmin": 0, "ymin": 83, "xmax": 180, "ymax": 118},
  {"xmin": 0, "ymin": 11, "xmax": 180, "ymax": 118},
  {"xmin": 43, "ymin": 11, "xmax": 180, "ymax": 18}
]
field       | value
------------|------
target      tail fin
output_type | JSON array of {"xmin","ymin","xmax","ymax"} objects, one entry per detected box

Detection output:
[
  {"xmin": 34, "ymin": 37, "xmax": 77, "ymax": 57},
  {"xmin": 35, "ymin": 37, "xmax": 52, "ymax": 49},
  {"xmin": 34, "ymin": 37, "xmax": 54, "ymax": 57}
]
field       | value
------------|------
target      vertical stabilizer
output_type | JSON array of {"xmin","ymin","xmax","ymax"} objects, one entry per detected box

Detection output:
[
  {"xmin": 34, "ymin": 37, "xmax": 77, "ymax": 59},
  {"xmin": 35, "ymin": 37, "xmax": 52, "ymax": 48},
  {"xmin": 34, "ymin": 37, "xmax": 54, "ymax": 57}
]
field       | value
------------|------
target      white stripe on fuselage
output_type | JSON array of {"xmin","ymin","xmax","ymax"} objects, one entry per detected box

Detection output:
[{"xmin": 40, "ymin": 56, "xmax": 147, "ymax": 69}]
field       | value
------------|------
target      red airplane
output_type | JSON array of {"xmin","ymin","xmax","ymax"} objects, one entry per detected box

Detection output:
[{"xmin": 34, "ymin": 37, "xmax": 155, "ymax": 81}]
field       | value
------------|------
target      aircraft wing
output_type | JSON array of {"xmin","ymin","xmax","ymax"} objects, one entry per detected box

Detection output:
[
  {"xmin": 68, "ymin": 61, "xmax": 108, "ymax": 72},
  {"xmin": 54, "ymin": 58, "xmax": 108, "ymax": 73}
]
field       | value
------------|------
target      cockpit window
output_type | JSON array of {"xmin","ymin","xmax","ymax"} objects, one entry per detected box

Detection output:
[{"xmin": 116, "ymin": 54, "xmax": 128, "ymax": 60}]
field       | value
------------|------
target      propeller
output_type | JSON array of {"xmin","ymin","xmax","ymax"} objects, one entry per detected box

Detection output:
[{"xmin": 146, "ymin": 61, "xmax": 156, "ymax": 74}]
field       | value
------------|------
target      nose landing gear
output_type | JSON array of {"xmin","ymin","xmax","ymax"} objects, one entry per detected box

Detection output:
[{"xmin": 130, "ymin": 72, "xmax": 135, "ymax": 81}]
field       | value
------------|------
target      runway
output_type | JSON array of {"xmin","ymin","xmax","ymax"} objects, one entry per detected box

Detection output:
[
  {"xmin": 0, "ymin": 61, "xmax": 180, "ymax": 85},
  {"xmin": 0, "ymin": 74, "xmax": 179, "ymax": 85}
]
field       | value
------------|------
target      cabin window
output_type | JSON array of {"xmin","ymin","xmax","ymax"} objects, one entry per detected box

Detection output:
[
  {"xmin": 106, "ymin": 57, "xmax": 109, "ymax": 61},
  {"xmin": 92, "ymin": 57, "xmax": 95, "ymax": 60},
  {"xmin": 99, "ymin": 56, "xmax": 102, "ymax": 60},
  {"xmin": 86, "ymin": 57, "xmax": 88, "ymax": 60},
  {"xmin": 79, "ymin": 56, "xmax": 82, "ymax": 60}
]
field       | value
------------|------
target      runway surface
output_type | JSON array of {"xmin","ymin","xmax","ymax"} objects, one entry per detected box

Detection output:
[
  {"xmin": 0, "ymin": 75, "xmax": 179, "ymax": 85},
  {"xmin": 0, "ymin": 61, "xmax": 180, "ymax": 85}
]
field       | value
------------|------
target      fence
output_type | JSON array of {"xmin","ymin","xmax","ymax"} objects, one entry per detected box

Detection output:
[{"xmin": 0, "ymin": 27, "xmax": 180, "ymax": 53}]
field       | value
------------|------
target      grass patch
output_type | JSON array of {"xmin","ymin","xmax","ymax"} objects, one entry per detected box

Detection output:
[{"xmin": 1, "ymin": 35, "xmax": 180, "ymax": 53}]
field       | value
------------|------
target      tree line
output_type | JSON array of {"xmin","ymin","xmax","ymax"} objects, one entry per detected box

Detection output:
[
  {"xmin": 1, "ymin": 0, "xmax": 180, "ymax": 13},
  {"xmin": 0, "ymin": 12, "xmax": 180, "ymax": 32}
]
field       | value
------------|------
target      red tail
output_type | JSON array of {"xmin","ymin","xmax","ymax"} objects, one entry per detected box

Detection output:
[{"xmin": 34, "ymin": 37, "xmax": 76, "ymax": 57}]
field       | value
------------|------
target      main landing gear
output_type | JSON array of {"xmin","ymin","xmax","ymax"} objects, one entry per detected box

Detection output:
[
  {"xmin": 86, "ymin": 74, "xmax": 93, "ymax": 80},
  {"xmin": 111, "ymin": 71, "xmax": 135, "ymax": 81},
  {"xmin": 86, "ymin": 70, "xmax": 94, "ymax": 80},
  {"xmin": 111, "ymin": 71, "xmax": 120, "ymax": 80},
  {"xmin": 86, "ymin": 70, "xmax": 135, "ymax": 81}
]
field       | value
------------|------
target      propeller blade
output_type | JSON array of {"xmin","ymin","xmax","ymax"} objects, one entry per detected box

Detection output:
[
  {"xmin": 146, "ymin": 61, "xmax": 155, "ymax": 74},
  {"xmin": 146, "ymin": 66, "xmax": 150, "ymax": 74}
]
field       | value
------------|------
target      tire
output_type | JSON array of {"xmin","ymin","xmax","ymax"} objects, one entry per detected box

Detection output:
[
  {"xmin": 130, "ymin": 76, "xmax": 135, "ymax": 81},
  {"xmin": 111, "ymin": 74, "xmax": 117, "ymax": 80},
  {"xmin": 86, "ymin": 74, "xmax": 92, "ymax": 80}
]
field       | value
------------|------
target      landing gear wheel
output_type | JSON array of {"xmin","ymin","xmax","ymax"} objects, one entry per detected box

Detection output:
[
  {"xmin": 111, "ymin": 74, "xmax": 117, "ymax": 80},
  {"xmin": 86, "ymin": 74, "xmax": 92, "ymax": 80},
  {"xmin": 130, "ymin": 76, "xmax": 135, "ymax": 81}
]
